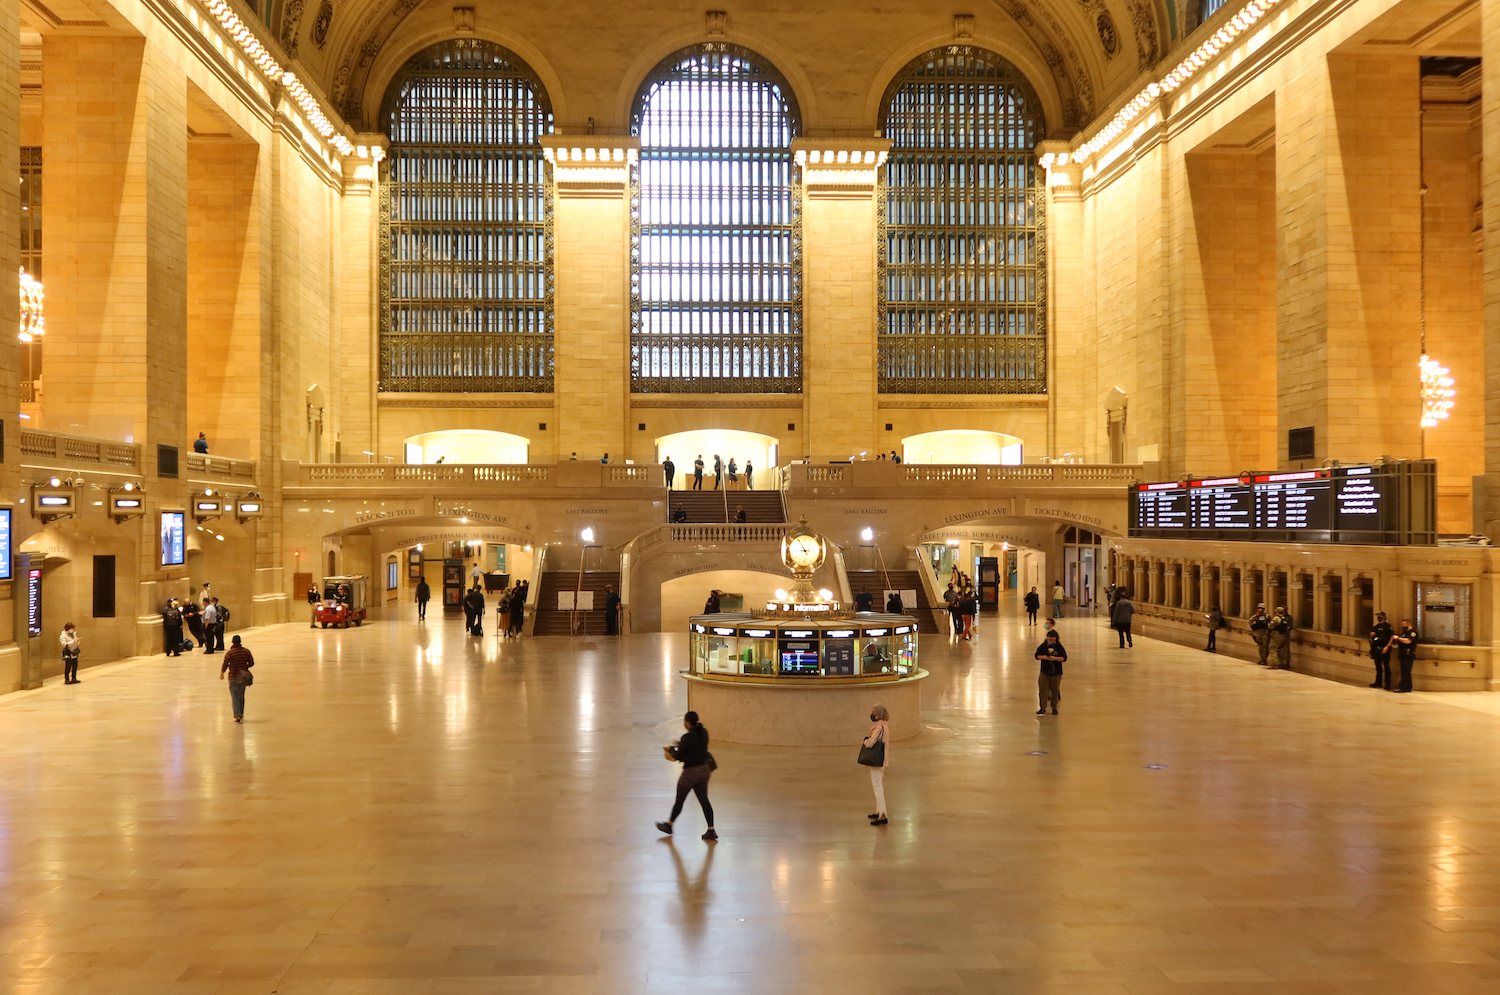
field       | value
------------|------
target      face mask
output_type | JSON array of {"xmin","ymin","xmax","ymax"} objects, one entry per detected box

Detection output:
[{"xmin": 870, "ymin": 714, "xmax": 879, "ymax": 722}]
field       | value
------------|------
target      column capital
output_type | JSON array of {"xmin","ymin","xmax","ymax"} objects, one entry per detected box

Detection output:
[
  {"xmin": 791, "ymin": 138, "xmax": 891, "ymax": 200},
  {"xmin": 542, "ymin": 138, "xmax": 640, "ymax": 199}
]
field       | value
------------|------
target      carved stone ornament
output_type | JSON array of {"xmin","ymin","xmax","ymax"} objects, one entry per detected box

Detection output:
[
  {"xmin": 953, "ymin": 13, "xmax": 974, "ymax": 39},
  {"xmin": 1097, "ymin": 11, "xmax": 1119, "ymax": 59},
  {"xmin": 280, "ymin": 0, "xmax": 305, "ymax": 55},
  {"xmin": 453, "ymin": 6, "xmax": 475, "ymax": 33},
  {"xmin": 311, "ymin": 0, "xmax": 334, "ymax": 48},
  {"xmin": 706, "ymin": 10, "xmax": 726, "ymax": 38}
]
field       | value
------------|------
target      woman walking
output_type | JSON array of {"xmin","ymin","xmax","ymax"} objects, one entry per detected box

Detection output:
[
  {"xmin": 1035, "ymin": 630, "xmax": 1066, "ymax": 715},
  {"xmin": 959, "ymin": 587, "xmax": 977, "ymax": 640},
  {"xmin": 656, "ymin": 711, "xmax": 717, "ymax": 841},
  {"xmin": 59, "ymin": 623, "xmax": 81, "ymax": 684},
  {"xmin": 861, "ymin": 704, "xmax": 891, "ymax": 825},
  {"xmin": 219, "ymin": 634, "xmax": 255, "ymax": 724}
]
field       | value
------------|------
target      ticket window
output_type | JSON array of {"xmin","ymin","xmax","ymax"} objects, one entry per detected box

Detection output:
[
  {"xmin": 894, "ymin": 629, "xmax": 917, "ymax": 674},
  {"xmin": 859, "ymin": 633, "xmax": 894, "ymax": 675},
  {"xmin": 690, "ymin": 630, "xmax": 708, "ymax": 673},
  {"xmin": 706, "ymin": 633, "xmax": 736, "ymax": 674},
  {"xmin": 739, "ymin": 634, "xmax": 776, "ymax": 675}
]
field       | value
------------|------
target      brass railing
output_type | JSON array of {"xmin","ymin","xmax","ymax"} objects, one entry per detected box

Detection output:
[
  {"xmin": 877, "ymin": 333, "xmax": 1045, "ymax": 393},
  {"xmin": 380, "ymin": 331, "xmax": 554, "ymax": 393},
  {"xmin": 20, "ymin": 429, "xmax": 139, "ymax": 469}
]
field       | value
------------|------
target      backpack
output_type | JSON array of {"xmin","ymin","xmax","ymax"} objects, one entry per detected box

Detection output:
[{"xmin": 217, "ymin": 605, "xmax": 231, "ymax": 625}]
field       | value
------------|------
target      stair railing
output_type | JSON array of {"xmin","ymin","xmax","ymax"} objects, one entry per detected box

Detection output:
[
  {"xmin": 571, "ymin": 544, "xmax": 601, "ymax": 636},
  {"xmin": 871, "ymin": 546, "xmax": 894, "ymax": 599}
]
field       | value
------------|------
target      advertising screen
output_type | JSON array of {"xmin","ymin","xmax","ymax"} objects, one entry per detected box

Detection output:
[
  {"xmin": 0, "ymin": 507, "xmax": 10, "ymax": 580},
  {"xmin": 160, "ymin": 511, "xmax": 185, "ymax": 566}
]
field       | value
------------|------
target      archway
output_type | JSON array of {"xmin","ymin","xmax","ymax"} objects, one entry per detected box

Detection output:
[
  {"xmin": 902, "ymin": 429, "xmax": 1022, "ymax": 464},
  {"xmin": 655, "ymin": 430, "xmax": 779, "ymax": 488},
  {"xmin": 403, "ymin": 429, "xmax": 530, "ymax": 464},
  {"xmin": 660, "ymin": 568, "xmax": 789, "ymax": 633}
]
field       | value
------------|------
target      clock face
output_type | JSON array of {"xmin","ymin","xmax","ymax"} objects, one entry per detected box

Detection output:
[{"xmin": 787, "ymin": 534, "xmax": 822, "ymax": 566}]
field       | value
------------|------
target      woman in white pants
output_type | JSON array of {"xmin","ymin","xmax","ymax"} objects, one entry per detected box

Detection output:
[{"xmin": 863, "ymin": 704, "xmax": 890, "ymax": 826}]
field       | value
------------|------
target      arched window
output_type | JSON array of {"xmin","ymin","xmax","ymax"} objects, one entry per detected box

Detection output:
[
  {"xmin": 631, "ymin": 45, "xmax": 801, "ymax": 394},
  {"xmin": 1200, "ymin": 0, "xmax": 1231, "ymax": 20},
  {"xmin": 379, "ymin": 40, "xmax": 553, "ymax": 392},
  {"xmin": 880, "ymin": 47, "xmax": 1045, "ymax": 394}
]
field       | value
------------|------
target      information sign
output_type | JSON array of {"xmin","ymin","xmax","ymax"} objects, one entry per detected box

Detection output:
[{"xmin": 823, "ymin": 638, "xmax": 855, "ymax": 676}]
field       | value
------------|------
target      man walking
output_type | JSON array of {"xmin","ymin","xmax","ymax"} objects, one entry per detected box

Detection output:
[
  {"xmin": 662, "ymin": 455, "xmax": 675, "ymax": 489},
  {"xmin": 415, "ymin": 575, "xmax": 430, "ymax": 621},
  {"xmin": 1051, "ymin": 580, "xmax": 1065, "ymax": 619},
  {"xmin": 1024, "ymin": 586, "xmax": 1040, "ymax": 626},
  {"xmin": 1269, "ymin": 607, "xmax": 1292, "ymax": 670},
  {"xmin": 693, "ymin": 455, "xmax": 704, "ymax": 490},
  {"xmin": 1205, "ymin": 605, "xmax": 1224, "ymax": 652},
  {"xmin": 1249, "ymin": 604, "xmax": 1271, "ymax": 665},
  {"xmin": 1110, "ymin": 589, "xmax": 1134, "ymax": 648},
  {"xmin": 1368, "ymin": 611, "xmax": 1395, "ymax": 689},
  {"xmin": 604, "ymin": 585, "xmax": 620, "ymax": 635}
]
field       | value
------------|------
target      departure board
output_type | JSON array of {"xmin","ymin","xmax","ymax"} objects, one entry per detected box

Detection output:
[{"xmin": 1128, "ymin": 461, "xmax": 1435, "ymax": 545}]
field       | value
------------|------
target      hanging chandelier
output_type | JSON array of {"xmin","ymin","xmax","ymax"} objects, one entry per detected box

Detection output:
[
  {"xmin": 1419, "ymin": 354, "xmax": 1455, "ymax": 428},
  {"xmin": 18, "ymin": 268, "xmax": 43, "ymax": 343}
]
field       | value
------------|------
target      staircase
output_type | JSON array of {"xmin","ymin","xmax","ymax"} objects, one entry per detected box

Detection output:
[
  {"xmin": 667, "ymin": 489, "xmax": 785, "ymax": 524},
  {"xmin": 846, "ymin": 570, "xmax": 943, "ymax": 632},
  {"xmin": 531, "ymin": 571, "xmax": 622, "ymax": 636}
]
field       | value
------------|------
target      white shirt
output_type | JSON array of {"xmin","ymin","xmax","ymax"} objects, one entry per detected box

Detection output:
[
  {"xmin": 203, "ymin": 604, "xmax": 220, "ymax": 624},
  {"xmin": 59, "ymin": 630, "xmax": 80, "ymax": 653}
]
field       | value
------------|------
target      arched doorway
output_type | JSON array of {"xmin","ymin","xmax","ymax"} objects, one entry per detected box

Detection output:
[
  {"xmin": 403, "ymin": 429, "xmax": 530, "ymax": 464},
  {"xmin": 655, "ymin": 430, "xmax": 779, "ymax": 488},
  {"xmin": 902, "ymin": 429, "xmax": 1022, "ymax": 465}
]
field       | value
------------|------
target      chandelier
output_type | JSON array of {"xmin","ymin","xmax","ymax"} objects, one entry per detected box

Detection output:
[
  {"xmin": 1419, "ymin": 354, "xmax": 1455, "ymax": 428},
  {"xmin": 18, "ymin": 268, "xmax": 42, "ymax": 342}
]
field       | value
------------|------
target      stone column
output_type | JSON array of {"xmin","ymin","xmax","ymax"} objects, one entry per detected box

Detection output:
[
  {"xmin": 793, "ymin": 139, "xmax": 888, "ymax": 459},
  {"xmin": 1483, "ymin": 0, "xmax": 1500, "ymax": 538},
  {"xmin": 1276, "ymin": 53, "xmax": 1422, "ymax": 466},
  {"xmin": 336, "ymin": 140, "xmax": 385, "ymax": 459},
  {"xmin": 544, "ymin": 138, "xmax": 637, "ymax": 461},
  {"xmin": 0, "ymin": 0, "xmax": 19, "ymax": 690},
  {"xmin": 1039, "ymin": 143, "xmax": 1089, "ymax": 459}
]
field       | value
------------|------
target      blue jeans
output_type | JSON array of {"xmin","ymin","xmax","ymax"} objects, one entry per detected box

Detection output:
[
  {"xmin": 229, "ymin": 682, "xmax": 245, "ymax": 719},
  {"xmin": 1053, "ymin": 599, "xmax": 1063, "ymax": 617}
]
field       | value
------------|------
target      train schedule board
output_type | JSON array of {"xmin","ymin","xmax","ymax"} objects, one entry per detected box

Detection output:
[{"xmin": 1128, "ymin": 461, "xmax": 1435, "ymax": 545}]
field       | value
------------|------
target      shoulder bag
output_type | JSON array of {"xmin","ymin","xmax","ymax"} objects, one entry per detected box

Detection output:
[{"xmin": 857, "ymin": 726, "xmax": 886, "ymax": 767}]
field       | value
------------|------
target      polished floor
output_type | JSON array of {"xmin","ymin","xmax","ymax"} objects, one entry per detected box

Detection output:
[{"xmin": 3, "ymin": 599, "xmax": 1500, "ymax": 994}]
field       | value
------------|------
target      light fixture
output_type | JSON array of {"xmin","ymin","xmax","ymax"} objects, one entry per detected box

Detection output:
[
  {"xmin": 774, "ymin": 589, "xmax": 788, "ymax": 600},
  {"xmin": 1420, "ymin": 355, "xmax": 1455, "ymax": 428},
  {"xmin": 18, "ymin": 269, "xmax": 42, "ymax": 342},
  {"xmin": 236, "ymin": 491, "xmax": 264, "ymax": 522},
  {"xmin": 109, "ymin": 483, "xmax": 146, "ymax": 522},
  {"xmin": 191, "ymin": 491, "xmax": 225, "ymax": 521},
  {"xmin": 818, "ymin": 588, "xmax": 834, "ymax": 601},
  {"xmin": 32, "ymin": 477, "xmax": 78, "ymax": 522},
  {"xmin": 581, "ymin": 527, "xmax": 595, "ymax": 543},
  {"xmin": 860, "ymin": 527, "xmax": 874, "ymax": 542}
]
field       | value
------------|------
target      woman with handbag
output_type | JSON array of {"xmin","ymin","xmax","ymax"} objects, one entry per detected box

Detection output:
[
  {"xmin": 656, "ymin": 711, "xmax": 717, "ymax": 841},
  {"xmin": 219, "ymin": 635, "xmax": 255, "ymax": 724},
  {"xmin": 860, "ymin": 704, "xmax": 890, "ymax": 825},
  {"xmin": 59, "ymin": 623, "xmax": 81, "ymax": 684}
]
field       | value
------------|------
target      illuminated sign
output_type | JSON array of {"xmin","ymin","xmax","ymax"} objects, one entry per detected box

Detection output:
[
  {"xmin": 0, "ymin": 508, "xmax": 10, "ymax": 580},
  {"xmin": 37, "ymin": 496, "xmax": 69, "ymax": 507},
  {"xmin": 160, "ymin": 512, "xmax": 185, "ymax": 566},
  {"xmin": 26, "ymin": 566, "xmax": 41, "ymax": 637}
]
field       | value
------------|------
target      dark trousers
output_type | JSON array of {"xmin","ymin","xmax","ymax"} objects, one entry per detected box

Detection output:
[
  {"xmin": 164, "ymin": 623, "xmax": 182, "ymax": 655},
  {"xmin": 1027, "ymin": 609, "xmax": 1038, "ymax": 625},
  {"xmin": 606, "ymin": 609, "xmax": 618, "ymax": 635},
  {"xmin": 188, "ymin": 619, "xmax": 205, "ymax": 644},
  {"xmin": 510, "ymin": 612, "xmax": 524, "ymax": 635},
  {"xmin": 1206, "ymin": 628, "xmax": 1217, "ymax": 651},
  {"xmin": 665, "ymin": 473, "xmax": 674, "ymax": 489},
  {"xmin": 204, "ymin": 623, "xmax": 223, "ymax": 653},
  {"xmin": 1117, "ymin": 623, "xmax": 1132, "ymax": 648},
  {"xmin": 1398, "ymin": 652, "xmax": 1415, "ymax": 691},
  {"xmin": 464, "ymin": 608, "xmax": 475, "ymax": 632},
  {"xmin": 63, "ymin": 652, "xmax": 78, "ymax": 682},
  {"xmin": 213, "ymin": 623, "xmax": 225, "ymax": 651},
  {"xmin": 713, "ymin": 473, "xmax": 721, "ymax": 490},
  {"xmin": 417, "ymin": 598, "xmax": 428, "ymax": 620},
  {"xmin": 1372, "ymin": 651, "xmax": 1391, "ymax": 688},
  {"xmin": 1038, "ymin": 672, "xmax": 1061, "ymax": 711},
  {"xmin": 692, "ymin": 473, "xmax": 703, "ymax": 490},
  {"xmin": 670, "ymin": 764, "xmax": 714, "ymax": 825},
  {"xmin": 745, "ymin": 473, "xmax": 753, "ymax": 490}
]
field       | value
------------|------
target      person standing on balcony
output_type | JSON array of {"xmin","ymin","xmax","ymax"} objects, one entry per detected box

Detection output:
[
  {"xmin": 727, "ymin": 458, "xmax": 738, "ymax": 489},
  {"xmin": 601, "ymin": 453, "xmax": 610, "ymax": 464},
  {"xmin": 1024, "ymin": 586, "xmax": 1040, "ymax": 626},
  {"xmin": 1051, "ymin": 580, "xmax": 1065, "ymax": 619},
  {"xmin": 744, "ymin": 460, "xmax": 754, "ymax": 490},
  {"xmin": 712, "ymin": 455, "xmax": 723, "ymax": 490},
  {"xmin": 194, "ymin": 432, "xmax": 208, "ymax": 454},
  {"xmin": 662, "ymin": 455, "xmax": 675, "ymax": 489},
  {"xmin": 693, "ymin": 455, "xmax": 704, "ymax": 490}
]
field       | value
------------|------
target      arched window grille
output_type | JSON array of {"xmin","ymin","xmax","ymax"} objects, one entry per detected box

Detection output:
[
  {"xmin": 631, "ymin": 45, "xmax": 802, "ymax": 394},
  {"xmin": 379, "ymin": 40, "xmax": 553, "ymax": 392},
  {"xmin": 1201, "ymin": 0, "xmax": 1231, "ymax": 20},
  {"xmin": 880, "ymin": 47, "xmax": 1046, "ymax": 394}
]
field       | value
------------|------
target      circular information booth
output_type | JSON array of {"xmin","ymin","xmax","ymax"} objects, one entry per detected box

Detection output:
[{"xmin": 682, "ymin": 520, "xmax": 927, "ymax": 746}]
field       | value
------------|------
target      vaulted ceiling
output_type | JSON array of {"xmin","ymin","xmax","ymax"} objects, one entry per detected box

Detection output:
[{"xmin": 271, "ymin": 0, "xmax": 1184, "ymax": 138}]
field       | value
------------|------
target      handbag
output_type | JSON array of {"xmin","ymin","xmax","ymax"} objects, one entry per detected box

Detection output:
[
  {"xmin": 232, "ymin": 667, "xmax": 253, "ymax": 687},
  {"xmin": 857, "ymin": 727, "xmax": 886, "ymax": 767},
  {"xmin": 706, "ymin": 752, "xmax": 718, "ymax": 772}
]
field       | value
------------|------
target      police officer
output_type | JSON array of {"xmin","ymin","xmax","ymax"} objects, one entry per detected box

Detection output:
[
  {"xmin": 1268, "ymin": 606, "xmax": 1292, "ymax": 670},
  {"xmin": 1249, "ymin": 604, "xmax": 1271, "ymax": 666},
  {"xmin": 1368, "ymin": 611, "xmax": 1395, "ymax": 689},
  {"xmin": 1392, "ymin": 619, "xmax": 1419, "ymax": 693}
]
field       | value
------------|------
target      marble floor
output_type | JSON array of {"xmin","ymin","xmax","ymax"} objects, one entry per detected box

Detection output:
[{"xmin": 3, "ymin": 602, "xmax": 1500, "ymax": 994}]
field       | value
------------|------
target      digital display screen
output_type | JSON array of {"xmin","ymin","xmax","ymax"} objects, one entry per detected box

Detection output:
[
  {"xmin": 1129, "ymin": 463, "xmax": 1430, "ymax": 544},
  {"xmin": 38, "ymin": 496, "xmax": 70, "ymax": 507},
  {"xmin": 160, "ymin": 512, "xmax": 185, "ymax": 566},
  {"xmin": 0, "ymin": 508, "xmax": 10, "ymax": 580},
  {"xmin": 778, "ymin": 639, "xmax": 819, "ymax": 675},
  {"xmin": 27, "ymin": 566, "xmax": 41, "ymax": 637}
]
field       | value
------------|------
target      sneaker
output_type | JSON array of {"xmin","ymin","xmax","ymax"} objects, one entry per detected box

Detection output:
[
  {"xmin": 654, "ymin": 821, "xmax": 673, "ymax": 835},
  {"xmin": 1036, "ymin": 708, "xmax": 1045, "ymax": 715},
  {"xmin": 701, "ymin": 829, "xmax": 718, "ymax": 841},
  {"xmin": 869, "ymin": 818, "xmax": 888, "ymax": 826}
]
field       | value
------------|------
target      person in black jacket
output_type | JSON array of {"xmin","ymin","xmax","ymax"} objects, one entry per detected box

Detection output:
[
  {"xmin": 1392, "ymin": 619, "xmax": 1419, "ymax": 693},
  {"xmin": 162, "ymin": 599, "xmax": 184, "ymax": 657},
  {"xmin": 854, "ymin": 589, "xmax": 874, "ymax": 612},
  {"xmin": 1111, "ymin": 590, "xmax": 1135, "ymax": 648},
  {"xmin": 703, "ymin": 590, "xmax": 721, "ymax": 614},
  {"xmin": 1368, "ymin": 612, "xmax": 1395, "ymax": 689},
  {"xmin": 656, "ymin": 711, "xmax": 717, "ymax": 841},
  {"xmin": 661, "ymin": 455, "xmax": 675, "ymax": 489},
  {"xmin": 464, "ymin": 585, "xmax": 485, "ymax": 636},
  {"xmin": 1024, "ymin": 586, "xmax": 1041, "ymax": 626},
  {"xmin": 885, "ymin": 591, "xmax": 903, "ymax": 614},
  {"xmin": 415, "ymin": 576, "xmax": 430, "ymax": 621},
  {"xmin": 1035, "ymin": 631, "xmax": 1066, "ymax": 715}
]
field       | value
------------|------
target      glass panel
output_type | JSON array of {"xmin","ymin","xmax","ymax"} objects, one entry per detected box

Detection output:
[
  {"xmin": 740, "ymin": 637, "xmax": 775, "ymax": 675},
  {"xmin": 632, "ymin": 49, "xmax": 801, "ymax": 393},
  {"xmin": 380, "ymin": 43, "xmax": 553, "ymax": 392},
  {"xmin": 881, "ymin": 51, "xmax": 1044, "ymax": 393},
  {"xmin": 860, "ymin": 636, "xmax": 894, "ymax": 675}
]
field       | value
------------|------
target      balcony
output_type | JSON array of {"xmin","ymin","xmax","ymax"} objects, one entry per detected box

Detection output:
[
  {"xmin": 21, "ymin": 429, "xmax": 140, "ymax": 471},
  {"xmin": 784, "ymin": 461, "xmax": 1141, "ymax": 491}
]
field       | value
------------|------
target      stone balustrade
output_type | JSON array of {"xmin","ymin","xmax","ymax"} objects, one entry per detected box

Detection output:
[{"xmin": 20, "ymin": 428, "xmax": 139, "ymax": 470}]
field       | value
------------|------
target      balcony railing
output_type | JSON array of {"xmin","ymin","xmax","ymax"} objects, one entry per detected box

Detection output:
[
  {"xmin": 21, "ymin": 429, "xmax": 139, "ymax": 469},
  {"xmin": 185, "ymin": 453, "xmax": 256, "ymax": 483},
  {"xmin": 632, "ymin": 523, "xmax": 789, "ymax": 557},
  {"xmin": 784, "ymin": 462, "xmax": 1141, "ymax": 488}
]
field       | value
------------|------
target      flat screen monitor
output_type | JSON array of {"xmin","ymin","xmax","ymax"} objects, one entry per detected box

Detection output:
[
  {"xmin": 160, "ymin": 511, "xmax": 185, "ymax": 566},
  {"xmin": 0, "ymin": 507, "xmax": 10, "ymax": 580}
]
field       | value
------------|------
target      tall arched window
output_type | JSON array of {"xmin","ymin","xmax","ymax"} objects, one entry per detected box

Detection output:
[
  {"xmin": 379, "ymin": 40, "xmax": 552, "ymax": 392},
  {"xmin": 631, "ymin": 45, "xmax": 801, "ymax": 394},
  {"xmin": 880, "ymin": 47, "xmax": 1045, "ymax": 394}
]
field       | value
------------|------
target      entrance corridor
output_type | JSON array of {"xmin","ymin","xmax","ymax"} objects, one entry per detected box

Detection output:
[{"xmin": 2, "ymin": 607, "xmax": 1499, "ymax": 992}]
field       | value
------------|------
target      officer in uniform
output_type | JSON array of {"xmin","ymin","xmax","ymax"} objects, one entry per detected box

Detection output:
[
  {"xmin": 1268, "ymin": 606, "xmax": 1292, "ymax": 670},
  {"xmin": 1368, "ymin": 611, "xmax": 1395, "ymax": 690},
  {"xmin": 1249, "ymin": 604, "xmax": 1271, "ymax": 666},
  {"xmin": 1392, "ymin": 619, "xmax": 1419, "ymax": 693}
]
